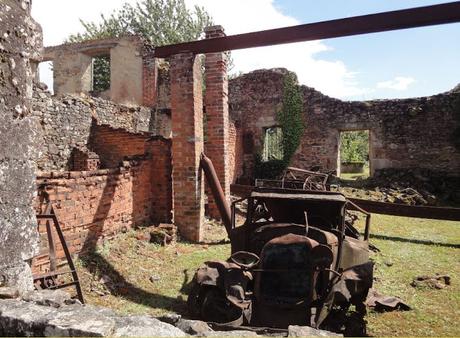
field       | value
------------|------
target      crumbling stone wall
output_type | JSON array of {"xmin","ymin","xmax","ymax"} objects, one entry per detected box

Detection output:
[
  {"xmin": 44, "ymin": 36, "xmax": 146, "ymax": 106},
  {"xmin": 228, "ymin": 68, "xmax": 460, "ymax": 181},
  {"xmin": 0, "ymin": 0, "xmax": 42, "ymax": 292},
  {"xmin": 228, "ymin": 69, "xmax": 287, "ymax": 181},
  {"xmin": 31, "ymin": 87, "xmax": 153, "ymax": 171},
  {"xmin": 294, "ymin": 85, "xmax": 460, "ymax": 176}
]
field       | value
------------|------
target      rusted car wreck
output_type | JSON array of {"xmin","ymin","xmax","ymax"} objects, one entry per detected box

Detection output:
[{"xmin": 188, "ymin": 156, "xmax": 374, "ymax": 335}]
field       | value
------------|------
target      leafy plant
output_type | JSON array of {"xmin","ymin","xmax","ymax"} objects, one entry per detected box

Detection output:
[
  {"xmin": 255, "ymin": 72, "xmax": 304, "ymax": 179},
  {"xmin": 67, "ymin": 0, "xmax": 213, "ymax": 92},
  {"xmin": 340, "ymin": 131, "xmax": 369, "ymax": 163}
]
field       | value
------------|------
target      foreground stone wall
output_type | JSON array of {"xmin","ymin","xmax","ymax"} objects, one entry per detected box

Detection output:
[
  {"xmin": 228, "ymin": 68, "xmax": 460, "ymax": 181},
  {"xmin": 0, "ymin": 0, "xmax": 42, "ymax": 292},
  {"xmin": 31, "ymin": 87, "xmax": 153, "ymax": 171}
]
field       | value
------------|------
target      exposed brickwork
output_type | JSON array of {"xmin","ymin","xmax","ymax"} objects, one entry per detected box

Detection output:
[
  {"xmin": 33, "ymin": 137, "xmax": 172, "ymax": 274},
  {"xmin": 142, "ymin": 47, "xmax": 157, "ymax": 107},
  {"xmin": 33, "ymin": 163, "xmax": 151, "ymax": 273},
  {"xmin": 89, "ymin": 123, "xmax": 150, "ymax": 168},
  {"xmin": 71, "ymin": 146, "xmax": 100, "ymax": 171},
  {"xmin": 170, "ymin": 53, "xmax": 204, "ymax": 242},
  {"xmin": 148, "ymin": 138, "xmax": 173, "ymax": 223},
  {"xmin": 204, "ymin": 26, "xmax": 230, "ymax": 219},
  {"xmin": 32, "ymin": 86, "xmax": 153, "ymax": 171}
]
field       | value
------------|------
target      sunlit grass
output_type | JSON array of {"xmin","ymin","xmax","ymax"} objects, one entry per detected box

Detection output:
[{"xmin": 75, "ymin": 214, "xmax": 460, "ymax": 336}]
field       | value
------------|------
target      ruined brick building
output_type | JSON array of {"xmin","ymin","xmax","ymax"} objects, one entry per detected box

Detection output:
[{"xmin": 1, "ymin": 0, "xmax": 459, "ymax": 294}]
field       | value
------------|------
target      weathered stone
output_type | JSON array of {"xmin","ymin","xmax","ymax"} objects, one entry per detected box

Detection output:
[
  {"xmin": 0, "ymin": 299, "xmax": 57, "ymax": 336},
  {"xmin": 176, "ymin": 318, "xmax": 213, "ymax": 335},
  {"xmin": 157, "ymin": 313, "xmax": 182, "ymax": 325},
  {"xmin": 44, "ymin": 304, "xmax": 116, "ymax": 337},
  {"xmin": 288, "ymin": 325, "xmax": 342, "ymax": 337},
  {"xmin": 0, "ymin": 0, "xmax": 42, "ymax": 293},
  {"xmin": 22, "ymin": 289, "xmax": 71, "ymax": 308},
  {"xmin": 202, "ymin": 330, "xmax": 258, "ymax": 337},
  {"xmin": 113, "ymin": 315, "xmax": 186, "ymax": 337},
  {"xmin": 0, "ymin": 287, "xmax": 19, "ymax": 299}
]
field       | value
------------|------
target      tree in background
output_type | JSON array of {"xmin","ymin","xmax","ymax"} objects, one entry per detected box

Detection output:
[
  {"xmin": 68, "ymin": 0, "xmax": 213, "ymax": 91},
  {"xmin": 340, "ymin": 130, "xmax": 369, "ymax": 163}
]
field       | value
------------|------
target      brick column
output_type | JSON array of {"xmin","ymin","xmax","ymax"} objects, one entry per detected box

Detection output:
[
  {"xmin": 170, "ymin": 53, "xmax": 204, "ymax": 242},
  {"xmin": 204, "ymin": 25, "xmax": 230, "ymax": 220},
  {"xmin": 142, "ymin": 47, "xmax": 157, "ymax": 107}
]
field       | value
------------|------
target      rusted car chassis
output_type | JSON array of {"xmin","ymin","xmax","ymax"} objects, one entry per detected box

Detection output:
[{"xmin": 189, "ymin": 154, "xmax": 374, "ymax": 334}]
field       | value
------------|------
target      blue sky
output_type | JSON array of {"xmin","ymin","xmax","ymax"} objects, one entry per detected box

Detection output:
[
  {"xmin": 272, "ymin": 0, "xmax": 460, "ymax": 99},
  {"xmin": 33, "ymin": 0, "xmax": 459, "ymax": 100}
]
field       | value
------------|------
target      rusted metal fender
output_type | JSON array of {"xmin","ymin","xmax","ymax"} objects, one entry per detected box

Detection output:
[
  {"xmin": 194, "ymin": 260, "xmax": 252, "ymax": 310},
  {"xmin": 316, "ymin": 261, "xmax": 374, "ymax": 328}
]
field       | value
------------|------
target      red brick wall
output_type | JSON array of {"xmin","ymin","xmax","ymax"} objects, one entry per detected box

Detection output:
[
  {"xmin": 89, "ymin": 123, "xmax": 150, "ymax": 168},
  {"xmin": 33, "ymin": 163, "xmax": 150, "ymax": 273},
  {"xmin": 204, "ymin": 26, "xmax": 230, "ymax": 219},
  {"xmin": 33, "ymin": 139, "xmax": 173, "ymax": 274},
  {"xmin": 142, "ymin": 48, "xmax": 157, "ymax": 107},
  {"xmin": 148, "ymin": 138, "xmax": 173, "ymax": 223},
  {"xmin": 170, "ymin": 52, "xmax": 205, "ymax": 242}
]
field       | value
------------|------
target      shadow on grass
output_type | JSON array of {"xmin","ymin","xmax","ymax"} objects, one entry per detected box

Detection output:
[
  {"xmin": 80, "ymin": 250, "xmax": 190, "ymax": 315},
  {"xmin": 371, "ymin": 233, "xmax": 460, "ymax": 249}
]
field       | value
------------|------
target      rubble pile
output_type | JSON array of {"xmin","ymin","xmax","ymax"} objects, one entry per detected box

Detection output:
[{"xmin": 339, "ymin": 168, "xmax": 460, "ymax": 206}]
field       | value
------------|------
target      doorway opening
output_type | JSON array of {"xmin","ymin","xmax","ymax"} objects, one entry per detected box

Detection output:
[{"xmin": 339, "ymin": 130, "xmax": 370, "ymax": 180}]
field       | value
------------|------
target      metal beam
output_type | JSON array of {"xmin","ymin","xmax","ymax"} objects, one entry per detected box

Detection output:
[
  {"xmin": 155, "ymin": 2, "xmax": 460, "ymax": 57},
  {"xmin": 230, "ymin": 184, "xmax": 460, "ymax": 221}
]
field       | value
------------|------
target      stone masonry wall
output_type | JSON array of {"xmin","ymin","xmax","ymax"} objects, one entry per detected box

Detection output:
[
  {"xmin": 294, "ymin": 85, "xmax": 460, "ymax": 176},
  {"xmin": 228, "ymin": 68, "xmax": 460, "ymax": 181},
  {"xmin": 228, "ymin": 69, "xmax": 287, "ymax": 181},
  {"xmin": 31, "ymin": 86, "xmax": 153, "ymax": 171},
  {"xmin": 0, "ymin": 0, "xmax": 42, "ymax": 292}
]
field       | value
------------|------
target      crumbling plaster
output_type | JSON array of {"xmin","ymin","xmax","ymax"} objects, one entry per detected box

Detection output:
[{"xmin": 44, "ymin": 36, "xmax": 145, "ymax": 106}]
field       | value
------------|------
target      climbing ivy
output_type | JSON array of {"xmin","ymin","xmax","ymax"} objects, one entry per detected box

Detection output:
[
  {"xmin": 255, "ymin": 72, "xmax": 304, "ymax": 179},
  {"xmin": 278, "ymin": 72, "xmax": 304, "ymax": 163}
]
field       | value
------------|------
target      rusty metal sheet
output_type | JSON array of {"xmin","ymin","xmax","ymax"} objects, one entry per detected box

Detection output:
[{"xmin": 155, "ymin": 2, "xmax": 460, "ymax": 57}]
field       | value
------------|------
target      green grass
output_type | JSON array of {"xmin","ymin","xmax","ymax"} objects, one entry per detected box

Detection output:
[
  {"xmin": 340, "ymin": 166, "xmax": 370, "ymax": 181},
  {"xmin": 74, "ymin": 215, "xmax": 460, "ymax": 336}
]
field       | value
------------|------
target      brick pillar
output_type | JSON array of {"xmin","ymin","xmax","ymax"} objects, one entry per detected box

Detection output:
[
  {"xmin": 170, "ymin": 53, "xmax": 204, "ymax": 242},
  {"xmin": 142, "ymin": 48, "xmax": 157, "ymax": 106},
  {"xmin": 204, "ymin": 25, "xmax": 230, "ymax": 220}
]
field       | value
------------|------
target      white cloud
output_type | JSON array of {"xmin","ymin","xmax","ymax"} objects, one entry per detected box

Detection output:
[
  {"xmin": 32, "ymin": 0, "xmax": 368, "ymax": 98},
  {"xmin": 377, "ymin": 76, "xmax": 415, "ymax": 91},
  {"xmin": 187, "ymin": 0, "xmax": 368, "ymax": 98}
]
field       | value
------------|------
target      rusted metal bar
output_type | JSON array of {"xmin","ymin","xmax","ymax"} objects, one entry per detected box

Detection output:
[
  {"xmin": 230, "ymin": 184, "xmax": 460, "ymax": 221},
  {"xmin": 155, "ymin": 2, "xmax": 460, "ymax": 57},
  {"xmin": 201, "ymin": 153, "xmax": 233, "ymax": 234},
  {"xmin": 347, "ymin": 198, "xmax": 460, "ymax": 222}
]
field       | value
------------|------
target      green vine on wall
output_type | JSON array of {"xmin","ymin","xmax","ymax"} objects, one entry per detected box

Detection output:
[{"xmin": 254, "ymin": 72, "xmax": 304, "ymax": 179}]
